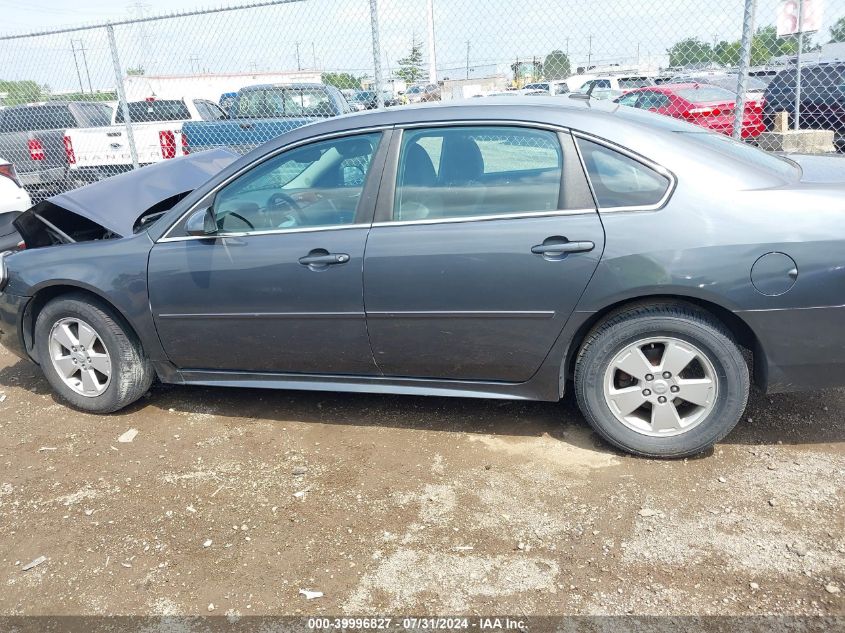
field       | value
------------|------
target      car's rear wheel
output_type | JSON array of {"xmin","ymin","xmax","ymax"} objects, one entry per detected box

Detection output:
[
  {"xmin": 34, "ymin": 295, "xmax": 154, "ymax": 413},
  {"xmin": 574, "ymin": 303, "xmax": 749, "ymax": 458}
]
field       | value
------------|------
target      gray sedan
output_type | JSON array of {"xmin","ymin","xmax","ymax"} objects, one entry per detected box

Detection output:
[{"xmin": 1, "ymin": 97, "xmax": 843, "ymax": 458}]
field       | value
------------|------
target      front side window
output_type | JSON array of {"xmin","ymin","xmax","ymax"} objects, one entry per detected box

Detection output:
[
  {"xmin": 210, "ymin": 133, "xmax": 381, "ymax": 234},
  {"xmin": 393, "ymin": 126, "xmax": 563, "ymax": 222},
  {"xmin": 577, "ymin": 138, "xmax": 671, "ymax": 209}
]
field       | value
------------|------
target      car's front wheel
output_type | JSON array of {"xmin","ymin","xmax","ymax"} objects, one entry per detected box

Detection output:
[
  {"xmin": 574, "ymin": 303, "xmax": 749, "ymax": 458},
  {"xmin": 34, "ymin": 294, "xmax": 154, "ymax": 413}
]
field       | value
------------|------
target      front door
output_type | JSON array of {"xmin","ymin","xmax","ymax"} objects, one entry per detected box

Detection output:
[
  {"xmin": 149, "ymin": 131, "xmax": 387, "ymax": 375},
  {"xmin": 363, "ymin": 125, "xmax": 605, "ymax": 382}
]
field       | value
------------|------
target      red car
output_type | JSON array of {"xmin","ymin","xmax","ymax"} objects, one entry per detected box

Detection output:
[{"xmin": 614, "ymin": 83, "xmax": 765, "ymax": 138}]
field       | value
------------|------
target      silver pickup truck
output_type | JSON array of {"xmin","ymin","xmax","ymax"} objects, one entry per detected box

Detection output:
[{"xmin": 0, "ymin": 102, "xmax": 112, "ymax": 197}]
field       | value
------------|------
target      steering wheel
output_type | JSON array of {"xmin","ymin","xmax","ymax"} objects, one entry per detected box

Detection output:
[
  {"xmin": 267, "ymin": 192, "xmax": 307, "ymax": 226},
  {"xmin": 222, "ymin": 211, "xmax": 255, "ymax": 231}
]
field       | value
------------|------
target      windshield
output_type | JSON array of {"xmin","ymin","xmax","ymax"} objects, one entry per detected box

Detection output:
[
  {"xmin": 350, "ymin": 92, "xmax": 374, "ymax": 101},
  {"xmin": 235, "ymin": 88, "xmax": 334, "ymax": 118},
  {"xmin": 407, "ymin": 86, "xmax": 424, "ymax": 94},
  {"xmin": 678, "ymin": 131, "xmax": 800, "ymax": 179}
]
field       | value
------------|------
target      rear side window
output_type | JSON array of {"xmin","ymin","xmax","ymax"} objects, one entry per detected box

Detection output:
[
  {"xmin": 115, "ymin": 100, "xmax": 191, "ymax": 123},
  {"xmin": 577, "ymin": 138, "xmax": 670, "ymax": 209},
  {"xmin": 393, "ymin": 126, "xmax": 563, "ymax": 222},
  {"xmin": 0, "ymin": 105, "xmax": 76, "ymax": 132}
]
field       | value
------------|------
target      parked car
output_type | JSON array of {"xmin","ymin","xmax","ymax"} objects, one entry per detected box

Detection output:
[
  {"xmin": 523, "ymin": 81, "xmax": 569, "ymax": 96},
  {"xmin": 666, "ymin": 72, "xmax": 768, "ymax": 102},
  {"xmin": 64, "ymin": 97, "xmax": 226, "ymax": 183},
  {"xmin": 404, "ymin": 83, "xmax": 441, "ymax": 103},
  {"xmin": 182, "ymin": 83, "xmax": 352, "ymax": 154},
  {"xmin": 0, "ymin": 101, "xmax": 111, "ymax": 197},
  {"xmin": 3, "ymin": 98, "xmax": 845, "ymax": 459},
  {"xmin": 0, "ymin": 158, "xmax": 31, "ymax": 213},
  {"xmin": 347, "ymin": 90, "xmax": 399, "ymax": 110},
  {"xmin": 0, "ymin": 157, "xmax": 31, "ymax": 251},
  {"xmin": 763, "ymin": 62, "xmax": 845, "ymax": 151},
  {"xmin": 579, "ymin": 74, "xmax": 654, "ymax": 93},
  {"xmin": 614, "ymin": 83, "xmax": 765, "ymax": 138}
]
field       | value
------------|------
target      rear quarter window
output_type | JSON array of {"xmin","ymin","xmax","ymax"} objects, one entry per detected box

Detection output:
[{"xmin": 577, "ymin": 138, "xmax": 671, "ymax": 209}]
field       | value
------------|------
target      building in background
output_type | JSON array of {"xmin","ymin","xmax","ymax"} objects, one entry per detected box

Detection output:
[{"xmin": 123, "ymin": 70, "xmax": 322, "ymax": 103}]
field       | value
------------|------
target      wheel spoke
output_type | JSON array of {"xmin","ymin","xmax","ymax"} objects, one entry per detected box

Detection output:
[
  {"xmin": 80, "ymin": 369, "xmax": 101, "ymax": 394},
  {"xmin": 88, "ymin": 353, "xmax": 111, "ymax": 376},
  {"xmin": 607, "ymin": 386, "xmax": 647, "ymax": 417},
  {"xmin": 52, "ymin": 323, "xmax": 78, "ymax": 352},
  {"xmin": 660, "ymin": 341, "xmax": 697, "ymax": 376},
  {"xmin": 77, "ymin": 322, "xmax": 98, "ymax": 352},
  {"xmin": 53, "ymin": 355, "xmax": 78, "ymax": 379},
  {"xmin": 614, "ymin": 347, "xmax": 654, "ymax": 380},
  {"xmin": 677, "ymin": 378, "xmax": 714, "ymax": 407},
  {"xmin": 651, "ymin": 401, "xmax": 682, "ymax": 432}
]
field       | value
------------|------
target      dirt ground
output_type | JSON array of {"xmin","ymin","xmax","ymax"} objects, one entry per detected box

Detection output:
[{"xmin": 0, "ymin": 345, "xmax": 842, "ymax": 619}]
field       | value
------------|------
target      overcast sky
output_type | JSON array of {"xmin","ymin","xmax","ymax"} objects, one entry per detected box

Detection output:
[{"xmin": 0, "ymin": 0, "xmax": 841, "ymax": 91}]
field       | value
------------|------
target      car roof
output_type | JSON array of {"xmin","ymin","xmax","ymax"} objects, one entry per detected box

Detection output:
[{"xmin": 238, "ymin": 83, "xmax": 328, "ymax": 92}]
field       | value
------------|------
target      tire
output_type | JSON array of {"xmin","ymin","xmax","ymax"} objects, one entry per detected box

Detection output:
[
  {"xmin": 34, "ymin": 294, "xmax": 154, "ymax": 413},
  {"xmin": 574, "ymin": 302, "xmax": 749, "ymax": 458}
]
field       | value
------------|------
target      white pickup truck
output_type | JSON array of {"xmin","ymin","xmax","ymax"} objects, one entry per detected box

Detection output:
[{"xmin": 63, "ymin": 97, "xmax": 226, "ymax": 183}]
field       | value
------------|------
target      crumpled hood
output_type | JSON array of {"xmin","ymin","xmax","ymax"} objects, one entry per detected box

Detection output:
[{"xmin": 45, "ymin": 148, "xmax": 238, "ymax": 237}]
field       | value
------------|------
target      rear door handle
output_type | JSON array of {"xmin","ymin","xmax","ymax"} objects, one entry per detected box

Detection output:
[
  {"xmin": 531, "ymin": 240, "xmax": 595, "ymax": 255},
  {"xmin": 298, "ymin": 251, "xmax": 350, "ymax": 267}
]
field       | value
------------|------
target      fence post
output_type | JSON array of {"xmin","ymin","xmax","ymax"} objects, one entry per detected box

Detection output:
[
  {"xmin": 106, "ymin": 23, "xmax": 139, "ymax": 170},
  {"xmin": 369, "ymin": 0, "xmax": 385, "ymax": 109},
  {"xmin": 794, "ymin": 0, "xmax": 804, "ymax": 130},
  {"xmin": 732, "ymin": 0, "xmax": 757, "ymax": 140}
]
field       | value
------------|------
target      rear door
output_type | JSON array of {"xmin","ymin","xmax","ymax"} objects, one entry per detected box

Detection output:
[{"xmin": 362, "ymin": 124, "xmax": 605, "ymax": 383}]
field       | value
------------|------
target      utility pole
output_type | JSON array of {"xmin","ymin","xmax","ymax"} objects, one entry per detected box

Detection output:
[
  {"xmin": 70, "ymin": 39, "xmax": 85, "ymax": 94},
  {"xmin": 587, "ymin": 35, "xmax": 593, "ymax": 68},
  {"xmin": 312, "ymin": 42, "xmax": 317, "ymax": 70},
  {"xmin": 295, "ymin": 41, "xmax": 301, "ymax": 71},
  {"xmin": 426, "ymin": 0, "xmax": 437, "ymax": 83},
  {"xmin": 75, "ymin": 39, "xmax": 93, "ymax": 93},
  {"xmin": 465, "ymin": 40, "xmax": 470, "ymax": 80},
  {"xmin": 189, "ymin": 56, "xmax": 201, "ymax": 73}
]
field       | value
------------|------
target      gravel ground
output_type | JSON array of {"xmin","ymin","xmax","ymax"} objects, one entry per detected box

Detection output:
[{"xmin": 0, "ymin": 345, "xmax": 842, "ymax": 619}]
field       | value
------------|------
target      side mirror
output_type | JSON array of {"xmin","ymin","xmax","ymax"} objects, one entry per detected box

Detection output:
[{"xmin": 185, "ymin": 207, "xmax": 217, "ymax": 237}]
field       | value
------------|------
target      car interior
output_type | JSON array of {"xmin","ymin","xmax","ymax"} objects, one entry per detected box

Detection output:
[
  {"xmin": 394, "ymin": 127, "xmax": 563, "ymax": 221},
  {"xmin": 212, "ymin": 133, "xmax": 379, "ymax": 233}
]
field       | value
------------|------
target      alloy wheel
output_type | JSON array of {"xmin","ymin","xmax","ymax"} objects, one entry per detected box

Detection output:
[
  {"xmin": 48, "ymin": 317, "xmax": 112, "ymax": 397},
  {"xmin": 603, "ymin": 336, "xmax": 718, "ymax": 437}
]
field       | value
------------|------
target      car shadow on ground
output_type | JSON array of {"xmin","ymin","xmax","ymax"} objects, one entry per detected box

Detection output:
[{"xmin": 0, "ymin": 358, "xmax": 842, "ymax": 450}]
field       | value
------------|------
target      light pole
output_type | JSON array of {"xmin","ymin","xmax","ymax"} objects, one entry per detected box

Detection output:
[{"xmin": 426, "ymin": 0, "xmax": 437, "ymax": 83}]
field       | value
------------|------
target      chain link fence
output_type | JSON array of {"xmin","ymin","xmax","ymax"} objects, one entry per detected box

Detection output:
[{"xmin": 0, "ymin": 0, "xmax": 843, "ymax": 204}]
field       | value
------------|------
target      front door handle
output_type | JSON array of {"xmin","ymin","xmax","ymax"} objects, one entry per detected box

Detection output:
[
  {"xmin": 531, "ymin": 240, "xmax": 595, "ymax": 255},
  {"xmin": 298, "ymin": 250, "xmax": 350, "ymax": 268}
]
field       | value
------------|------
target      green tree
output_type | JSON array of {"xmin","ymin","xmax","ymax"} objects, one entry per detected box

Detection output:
[
  {"xmin": 321, "ymin": 72, "xmax": 362, "ymax": 90},
  {"xmin": 396, "ymin": 37, "xmax": 425, "ymax": 84},
  {"xmin": 667, "ymin": 37, "xmax": 713, "ymax": 67},
  {"xmin": 126, "ymin": 66, "xmax": 145, "ymax": 76},
  {"xmin": 0, "ymin": 79, "xmax": 48, "ymax": 106},
  {"xmin": 714, "ymin": 40, "xmax": 741, "ymax": 66},
  {"xmin": 542, "ymin": 50, "xmax": 571, "ymax": 79},
  {"xmin": 830, "ymin": 16, "xmax": 845, "ymax": 42}
]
